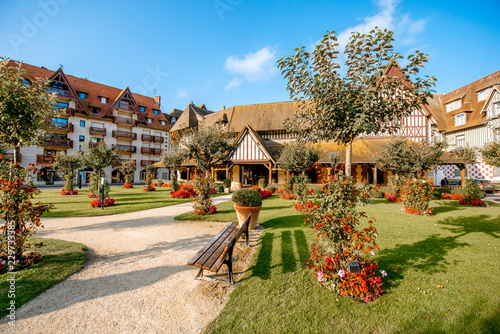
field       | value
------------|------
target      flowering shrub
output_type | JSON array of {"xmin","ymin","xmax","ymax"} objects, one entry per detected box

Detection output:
[
  {"xmin": 294, "ymin": 175, "xmax": 310, "ymax": 204},
  {"xmin": 179, "ymin": 184, "xmax": 195, "ymax": 192},
  {"xmin": 403, "ymin": 206, "xmax": 434, "ymax": 216},
  {"xmin": 193, "ymin": 175, "xmax": 216, "ymax": 214},
  {"xmin": 152, "ymin": 183, "xmax": 158, "ymax": 187},
  {"xmin": 440, "ymin": 193, "xmax": 463, "ymax": 200},
  {"xmin": 383, "ymin": 192, "xmax": 398, "ymax": 202},
  {"xmin": 293, "ymin": 201, "xmax": 318, "ymax": 211},
  {"xmin": 303, "ymin": 172, "xmax": 384, "ymax": 302},
  {"xmin": 171, "ymin": 189, "xmax": 196, "ymax": 198},
  {"xmin": 281, "ymin": 193, "xmax": 297, "ymax": 200},
  {"xmin": 459, "ymin": 178, "xmax": 487, "ymax": 206},
  {"xmin": 194, "ymin": 205, "xmax": 217, "ymax": 215},
  {"xmin": 259, "ymin": 189, "xmax": 273, "ymax": 199},
  {"xmin": 274, "ymin": 188, "xmax": 284, "ymax": 194},
  {"xmin": 88, "ymin": 193, "xmax": 97, "ymax": 198},
  {"xmin": 123, "ymin": 184, "xmax": 134, "ymax": 188},
  {"xmin": 143, "ymin": 186, "xmax": 156, "ymax": 191},
  {"xmin": 90, "ymin": 197, "xmax": 115, "ymax": 207},
  {"xmin": 400, "ymin": 178, "xmax": 434, "ymax": 216},
  {"xmin": 161, "ymin": 183, "xmax": 171, "ymax": 188},
  {"xmin": 61, "ymin": 188, "xmax": 78, "ymax": 195},
  {"xmin": 459, "ymin": 198, "xmax": 488, "ymax": 207}
]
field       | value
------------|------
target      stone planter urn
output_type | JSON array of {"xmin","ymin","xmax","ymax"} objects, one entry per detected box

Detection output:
[
  {"xmin": 231, "ymin": 188, "xmax": 263, "ymax": 229},
  {"xmin": 234, "ymin": 205, "xmax": 262, "ymax": 229}
]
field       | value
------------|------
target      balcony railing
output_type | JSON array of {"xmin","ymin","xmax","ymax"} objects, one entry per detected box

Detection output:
[
  {"xmin": 2, "ymin": 153, "xmax": 21, "ymax": 162},
  {"xmin": 37, "ymin": 154, "xmax": 55, "ymax": 164},
  {"xmin": 141, "ymin": 134, "xmax": 153, "ymax": 142},
  {"xmin": 48, "ymin": 121, "xmax": 74, "ymax": 133},
  {"xmin": 112, "ymin": 158, "xmax": 131, "ymax": 166},
  {"xmin": 45, "ymin": 138, "xmax": 73, "ymax": 148},
  {"xmin": 89, "ymin": 127, "xmax": 107, "ymax": 136},
  {"xmin": 53, "ymin": 105, "xmax": 75, "ymax": 116},
  {"xmin": 153, "ymin": 135, "xmax": 164, "ymax": 143},
  {"xmin": 141, "ymin": 134, "xmax": 164, "ymax": 143},
  {"xmin": 141, "ymin": 160, "xmax": 159, "ymax": 167},
  {"xmin": 115, "ymin": 102, "xmax": 135, "ymax": 111},
  {"xmin": 89, "ymin": 142, "xmax": 101, "ymax": 148},
  {"xmin": 112, "ymin": 144, "xmax": 136, "ymax": 154},
  {"xmin": 113, "ymin": 116, "xmax": 137, "ymax": 126},
  {"xmin": 112, "ymin": 130, "xmax": 137, "ymax": 140},
  {"xmin": 141, "ymin": 147, "xmax": 162, "ymax": 155}
]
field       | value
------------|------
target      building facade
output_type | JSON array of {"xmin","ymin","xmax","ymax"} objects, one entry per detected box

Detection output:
[{"xmin": 1, "ymin": 61, "xmax": 171, "ymax": 186}]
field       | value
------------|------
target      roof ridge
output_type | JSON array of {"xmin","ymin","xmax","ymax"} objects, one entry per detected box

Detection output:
[
  {"xmin": 224, "ymin": 100, "xmax": 296, "ymax": 109},
  {"xmin": 441, "ymin": 70, "xmax": 500, "ymax": 96}
]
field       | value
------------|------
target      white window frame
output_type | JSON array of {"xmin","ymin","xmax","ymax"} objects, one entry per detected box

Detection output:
[
  {"xmin": 493, "ymin": 103, "xmax": 500, "ymax": 118},
  {"xmin": 147, "ymin": 118, "xmax": 153, "ymax": 124},
  {"xmin": 455, "ymin": 113, "xmax": 466, "ymax": 126},
  {"xmin": 446, "ymin": 99, "xmax": 462, "ymax": 112},
  {"xmin": 456, "ymin": 135, "xmax": 465, "ymax": 148},
  {"xmin": 477, "ymin": 88, "xmax": 491, "ymax": 102},
  {"xmin": 100, "ymin": 97, "xmax": 108, "ymax": 104}
]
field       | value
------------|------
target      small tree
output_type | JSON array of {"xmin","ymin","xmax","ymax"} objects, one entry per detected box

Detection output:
[
  {"xmin": 54, "ymin": 152, "xmax": 82, "ymax": 191},
  {"xmin": 278, "ymin": 141, "xmax": 319, "ymax": 175},
  {"xmin": 452, "ymin": 146, "xmax": 477, "ymax": 178},
  {"xmin": 181, "ymin": 122, "xmax": 235, "ymax": 213},
  {"xmin": 278, "ymin": 28, "xmax": 435, "ymax": 177},
  {"xmin": 82, "ymin": 142, "xmax": 118, "ymax": 197},
  {"xmin": 480, "ymin": 141, "xmax": 500, "ymax": 167},
  {"xmin": 144, "ymin": 163, "xmax": 157, "ymax": 189},
  {"xmin": 161, "ymin": 146, "xmax": 186, "ymax": 191},
  {"xmin": 120, "ymin": 159, "xmax": 136, "ymax": 185},
  {"xmin": 375, "ymin": 137, "xmax": 447, "ymax": 178}
]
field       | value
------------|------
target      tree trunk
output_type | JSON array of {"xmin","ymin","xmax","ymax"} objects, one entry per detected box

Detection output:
[
  {"xmin": 14, "ymin": 146, "xmax": 21, "ymax": 165},
  {"xmin": 345, "ymin": 141, "xmax": 353, "ymax": 178}
]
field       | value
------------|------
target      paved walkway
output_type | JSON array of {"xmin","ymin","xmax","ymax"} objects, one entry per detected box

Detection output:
[{"xmin": 0, "ymin": 195, "xmax": 234, "ymax": 334}]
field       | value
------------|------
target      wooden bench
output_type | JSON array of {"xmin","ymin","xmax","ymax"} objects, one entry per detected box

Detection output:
[{"xmin": 187, "ymin": 214, "xmax": 251, "ymax": 285}]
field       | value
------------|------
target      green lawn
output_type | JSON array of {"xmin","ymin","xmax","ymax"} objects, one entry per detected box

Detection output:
[
  {"xmin": 0, "ymin": 237, "xmax": 86, "ymax": 318},
  {"xmin": 181, "ymin": 195, "xmax": 500, "ymax": 333},
  {"xmin": 37, "ymin": 186, "xmax": 193, "ymax": 217}
]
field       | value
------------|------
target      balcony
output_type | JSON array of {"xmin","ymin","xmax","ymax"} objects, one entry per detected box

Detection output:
[
  {"xmin": 141, "ymin": 134, "xmax": 165, "ymax": 143},
  {"xmin": 49, "ymin": 87, "xmax": 71, "ymax": 97},
  {"xmin": 141, "ymin": 160, "xmax": 159, "ymax": 167},
  {"xmin": 112, "ymin": 158, "xmax": 130, "ymax": 166},
  {"xmin": 45, "ymin": 138, "xmax": 73, "ymax": 148},
  {"xmin": 114, "ymin": 116, "xmax": 137, "ymax": 126},
  {"xmin": 141, "ymin": 147, "xmax": 163, "ymax": 155},
  {"xmin": 2, "ymin": 153, "xmax": 21, "ymax": 162},
  {"xmin": 53, "ymin": 105, "xmax": 75, "ymax": 116},
  {"xmin": 115, "ymin": 102, "xmax": 135, "ymax": 111},
  {"xmin": 48, "ymin": 121, "xmax": 74, "ymax": 133},
  {"xmin": 90, "ymin": 127, "xmax": 107, "ymax": 136},
  {"xmin": 89, "ymin": 142, "xmax": 101, "ymax": 148},
  {"xmin": 112, "ymin": 130, "xmax": 137, "ymax": 140},
  {"xmin": 37, "ymin": 154, "xmax": 55, "ymax": 164},
  {"xmin": 112, "ymin": 144, "xmax": 136, "ymax": 154}
]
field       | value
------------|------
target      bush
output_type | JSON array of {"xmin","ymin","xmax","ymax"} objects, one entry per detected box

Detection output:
[
  {"xmin": 258, "ymin": 178, "xmax": 268, "ymax": 189},
  {"xmin": 214, "ymin": 184, "xmax": 224, "ymax": 193},
  {"xmin": 265, "ymin": 186, "xmax": 276, "ymax": 194},
  {"xmin": 61, "ymin": 188, "xmax": 78, "ymax": 195},
  {"xmin": 123, "ymin": 184, "xmax": 133, "ymax": 188},
  {"xmin": 170, "ymin": 189, "xmax": 196, "ymax": 198},
  {"xmin": 232, "ymin": 189, "xmax": 262, "ymax": 207},
  {"xmin": 370, "ymin": 188, "xmax": 384, "ymax": 198},
  {"xmin": 157, "ymin": 180, "xmax": 163, "ymax": 187},
  {"xmin": 143, "ymin": 186, "xmax": 156, "ymax": 191},
  {"xmin": 459, "ymin": 178, "xmax": 488, "ymax": 206},
  {"xmin": 400, "ymin": 179, "xmax": 434, "ymax": 216},
  {"xmin": 294, "ymin": 175, "xmax": 310, "ymax": 204},
  {"xmin": 193, "ymin": 175, "xmax": 215, "ymax": 214},
  {"xmin": 223, "ymin": 178, "xmax": 231, "ymax": 189},
  {"xmin": 90, "ymin": 197, "xmax": 115, "ymax": 207},
  {"xmin": 312, "ymin": 188, "xmax": 323, "ymax": 196},
  {"xmin": 259, "ymin": 189, "xmax": 272, "ymax": 199}
]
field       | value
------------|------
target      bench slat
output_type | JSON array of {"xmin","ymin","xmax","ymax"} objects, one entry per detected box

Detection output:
[
  {"xmin": 203, "ymin": 228, "xmax": 239, "ymax": 271},
  {"xmin": 187, "ymin": 222, "xmax": 236, "ymax": 266},
  {"xmin": 192, "ymin": 223, "xmax": 237, "ymax": 269}
]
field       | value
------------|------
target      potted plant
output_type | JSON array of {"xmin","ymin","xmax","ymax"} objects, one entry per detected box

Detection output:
[
  {"xmin": 223, "ymin": 178, "xmax": 231, "ymax": 193},
  {"xmin": 232, "ymin": 188, "xmax": 262, "ymax": 229}
]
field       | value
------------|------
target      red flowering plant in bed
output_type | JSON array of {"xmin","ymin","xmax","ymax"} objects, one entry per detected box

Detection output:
[
  {"xmin": 400, "ymin": 178, "xmax": 434, "ymax": 216},
  {"xmin": 123, "ymin": 184, "xmax": 133, "ymax": 188},
  {"xmin": 143, "ymin": 186, "xmax": 156, "ymax": 191},
  {"xmin": 60, "ymin": 188, "xmax": 78, "ymax": 195},
  {"xmin": 259, "ymin": 189, "xmax": 272, "ymax": 199},
  {"xmin": 301, "ymin": 172, "xmax": 385, "ymax": 302},
  {"xmin": 170, "ymin": 184, "xmax": 197, "ymax": 198},
  {"xmin": 90, "ymin": 197, "xmax": 115, "ymax": 207}
]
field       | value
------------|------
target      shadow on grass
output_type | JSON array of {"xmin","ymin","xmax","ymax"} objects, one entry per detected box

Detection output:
[
  {"xmin": 293, "ymin": 230, "xmax": 310, "ymax": 269},
  {"xmin": 281, "ymin": 231, "xmax": 296, "ymax": 274},
  {"xmin": 377, "ymin": 234, "xmax": 469, "ymax": 290},
  {"xmin": 437, "ymin": 214, "xmax": 500, "ymax": 239},
  {"xmin": 253, "ymin": 232, "xmax": 273, "ymax": 280},
  {"xmin": 431, "ymin": 201, "xmax": 466, "ymax": 215}
]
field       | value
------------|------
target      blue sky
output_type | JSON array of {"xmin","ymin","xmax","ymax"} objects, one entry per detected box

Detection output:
[{"xmin": 1, "ymin": 0, "xmax": 499, "ymax": 113}]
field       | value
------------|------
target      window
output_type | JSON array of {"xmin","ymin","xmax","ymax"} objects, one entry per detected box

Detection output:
[
  {"xmin": 153, "ymin": 109, "xmax": 159, "ymax": 115},
  {"xmin": 52, "ymin": 117, "xmax": 68, "ymax": 124},
  {"xmin": 171, "ymin": 117, "xmax": 177, "ymax": 125},
  {"xmin": 454, "ymin": 169, "xmax": 461, "ymax": 178},
  {"xmin": 456, "ymin": 135, "xmax": 465, "ymax": 147},
  {"xmin": 494, "ymin": 167, "xmax": 500, "ymax": 178},
  {"xmin": 90, "ymin": 107, "xmax": 99, "ymax": 115},
  {"xmin": 79, "ymin": 135, "xmax": 85, "ymax": 142},
  {"xmin": 100, "ymin": 97, "xmax": 108, "ymax": 104},
  {"xmin": 78, "ymin": 92, "xmax": 88, "ymax": 99},
  {"xmin": 493, "ymin": 103, "xmax": 500, "ymax": 118},
  {"xmin": 80, "ymin": 120, "xmax": 85, "ymax": 127},
  {"xmin": 477, "ymin": 88, "xmax": 492, "ymax": 102},
  {"xmin": 140, "ymin": 106, "xmax": 146, "ymax": 112},
  {"xmin": 160, "ymin": 121, "xmax": 166, "ymax": 126},
  {"xmin": 446, "ymin": 99, "xmax": 462, "ymax": 112},
  {"xmin": 454, "ymin": 113, "xmax": 466, "ymax": 126},
  {"xmin": 21, "ymin": 79, "xmax": 29, "ymax": 86},
  {"xmin": 147, "ymin": 118, "xmax": 153, "ymax": 124}
]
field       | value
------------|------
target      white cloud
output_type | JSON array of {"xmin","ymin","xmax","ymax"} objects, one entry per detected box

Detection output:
[
  {"xmin": 177, "ymin": 89, "xmax": 188, "ymax": 99},
  {"xmin": 225, "ymin": 46, "xmax": 278, "ymax": 82},
  {"xmin": 224, "ymin": 78, "xmax": 241, "ymax": 91}
]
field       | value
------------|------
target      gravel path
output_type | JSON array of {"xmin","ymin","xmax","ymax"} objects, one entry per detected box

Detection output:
[{"xmin": 0, "ymin": 195, "xmax": 236, "ymax": 334}]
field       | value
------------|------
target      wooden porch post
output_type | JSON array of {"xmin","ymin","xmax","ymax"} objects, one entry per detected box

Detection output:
[{"xmin": 268, "ymin": 163, "xmax": 272, "ymax": 184}]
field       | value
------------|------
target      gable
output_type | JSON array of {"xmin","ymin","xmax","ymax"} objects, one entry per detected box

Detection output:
[
  {"xmin": 230, "ymin": 126, "xmax": 273, "ymax": 163},
  {"xmin": 105, "ymin": 87, "xmax": 147, "ymax": 123},
  {"xmin": 48, "ymin": 68, "xmax": 86, "ymax": 114}
]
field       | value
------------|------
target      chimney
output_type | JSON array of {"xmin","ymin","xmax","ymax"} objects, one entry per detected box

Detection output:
[
  {"xmin": 190, "ymin": 101, "xmax": 194, "ymax": 105},
  {"xmin": 222, "ymin": 106, "xmax": 225, "ymax": 109},
  {"xmin": 154, "ymin": 96, "xmax": 161, "ymax": 107}
]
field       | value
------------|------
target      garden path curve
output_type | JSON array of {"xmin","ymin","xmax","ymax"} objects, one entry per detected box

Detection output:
[{"xmin": 0, "ymin": 195, "xmax": 234, "ymax": 334}]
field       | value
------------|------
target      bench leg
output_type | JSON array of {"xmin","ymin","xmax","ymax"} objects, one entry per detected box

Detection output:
[{"xmin": 195, "ymin": 267, "xmax": 204, "ymax": 279}]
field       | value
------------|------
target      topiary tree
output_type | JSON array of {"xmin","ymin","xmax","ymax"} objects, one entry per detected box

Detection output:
[
  {"xmin": 480, "ymin": 141, "xmax": 500, "ymax": 167},
  {"xmin": 161, "ymin": 146, "xmax": 186, "ymax": 191},
  {"xmin": 180, "ymin": 122, "xmax": 235, "ymax": 214},
  {"xmin": 54, "ymin": 152, "xmax": 82, "ymax": 192},
  {"xmin": 278, "ymin": 28, "xmax": 436, "ymax": 177},
  {"xmin": 144, "ymin": 163, "xmax": 157, "ymax": 189},
  {"xmin": 82, "ymin": 141, "xmax": 118, "ymax": 197},
  {"xmin": 278, "ymin": 141, "xmax": 319, "ymax": 176},
  {"xmin": 120, "ymin": 159, "xmax": 136, "ymax": 185}
]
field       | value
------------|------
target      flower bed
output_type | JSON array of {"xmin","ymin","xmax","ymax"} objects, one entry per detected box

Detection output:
[
  {"xmin": 152, "ymin": 183, "xmax": 158, "ymax": 187},
  {"xmin": 143, "ymin": 186, "xmax": 156, "ymax": 191},
  {"xmin": 194, "ymin": 205, "xmax": 217, "ymax": 215},
  {"xmin": 259, "ymin": 189, "xmax": 272, "ymax": 199},
  {"xmin": 123, "ymin": 184, "xmax": 134, "ymax": 188},
  {"xmin": 90, "ymin": 197, "xmax": 115, "ymax": 208},
  {"xmin": 88, "ymin": 193, "xmax": 97, "ymax": 198},
  {"xmin": 440, "ymin": 193, "xmax": 463, "ymax": 200},
  {"xmin": 281, "ymin": 193, "xmax": 297, "ymax": 200},
  {"xmin": 293, "ymin": 201, "xmax": 319, "ymax": 211},
  {"xmin": 383, "ymin": 192, "xmax": 398, "ymax": 202},
  {"xmin": 61, "ymin": 189, "xmax": 78, "ymax": 195},
  {"xmin": 402, "ymin": 206, "xmax": 433, "ymax": 216},
  {"xmin": 161, "ymin": 183, "xmax": 171, "ymax": 188},
  {"xmin": 459, "ymin": 198, "xmax": 488, "ymax": 207},
  {"xmin": 171, "ymin": 189, "xmax": 196, "ymax": 198}
]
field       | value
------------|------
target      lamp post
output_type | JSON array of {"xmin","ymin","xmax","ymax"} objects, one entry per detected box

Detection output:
[{"xmin": 101, "ymin": 176, "xmax": 106, "ymax": 210}]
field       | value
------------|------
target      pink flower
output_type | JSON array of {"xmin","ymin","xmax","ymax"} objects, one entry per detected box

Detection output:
[
  {"xmin": 338, "ymin": 270, "xmax": 346, "ymax": 278},
  {"xmin": 380, "ymin": 270, "xmax": 387, "ymax": 277},
  {"xmin": 317, "ymin": 271, "xmax": 324, "ymax": 282},
  {"xmin": 370, "ymin": 251, "xmax": 375, "ymax": 256}
]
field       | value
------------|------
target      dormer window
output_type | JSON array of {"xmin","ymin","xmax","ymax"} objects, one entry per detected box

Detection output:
[
  {"xmin": 161, "ymin": 121, "xmax": 166, "ymax": 126},
  {"xmin": 100, "ymin": 96, "xmax": 108, "ymax": 104},
  {"xmin": 454, "ymin": 113, "xmax": 466, "ymax": 126},
  {"xmin": 153, "ymin": 109, "xmax": 159, "ymax": 115},
  {"xmin": 171, "ymin": 117, "xmax": 177, "ymax": 125},
  {"xmin": 147, "ymin": 118, "xmax": 153, "ymax": 124},
  {"xmin": 90, "ymin": 107, "xmax": 100, "ymax": 115},
  {"xmin": 446, "ymin": 99, "xmax": 462, "ymax": 112},
  {"xmin": 140, "ymin": 106, "xmax": 146, "ymax": 112},
  {"xmin": 78, "ymin": 92, "xmax": 88, "ymax": 99},
  {"xmin": 477, "ymin": 88, "xmax": 492, "ymax": 102}
]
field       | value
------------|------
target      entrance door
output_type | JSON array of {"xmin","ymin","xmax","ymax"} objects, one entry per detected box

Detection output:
[{"xmin": 46, "ymin": 171, "xmax": 55, "ymax": 185}]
